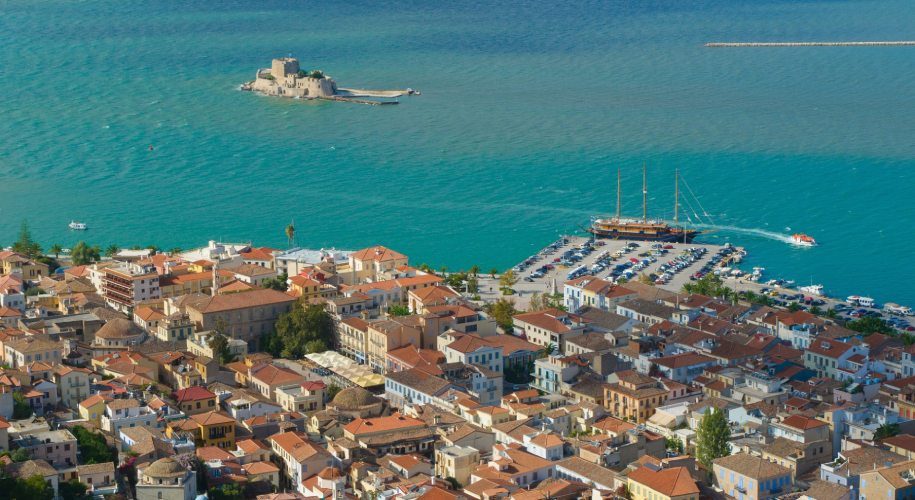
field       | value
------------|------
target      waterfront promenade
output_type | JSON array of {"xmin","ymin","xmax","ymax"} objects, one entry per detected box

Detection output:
[{"xmin": 706, "ymin": 41, "xmax": 915, "ymax": 47}]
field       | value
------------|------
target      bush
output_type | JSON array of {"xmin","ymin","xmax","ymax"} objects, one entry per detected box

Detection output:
[{"xmin": 71, "ymin": 425, "xmax": 116, "ymax": 464}]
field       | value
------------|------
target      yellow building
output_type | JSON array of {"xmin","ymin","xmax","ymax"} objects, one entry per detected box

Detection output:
[
  {"xmin": 78, "ymin": 394, "xmax": 110, "ymax": 427},
  {"xmin": 288, "ymin": 275, "xmax": 337, "ymax": 300},
  {"xmin": 604, "ymin": 370, "xmax": 668, "ymax": 423},
  {"xmin": 860, "ymin": 460, "xmax": 915, "ymax": 500},
  {"xmin": 0, "ymin": 251, "xmax": 49, "ymax": 280},
  {"xmin": 435, "ymin": 445, "xmax": 479, "ymax": 486},
  {"xmin": 166, "ymin": 411, "xmax": 236, "ymax": 449},
  {"xmin": 628, "ymin": 466, "xmax": 699, "ymax": 500},
  {"xmin": 346, "ymin": 246, "xmax": 409, "ymax": 284},
  {"xmin": 365, "ymin": 320, "xmax": 422, "ymax": 373}
]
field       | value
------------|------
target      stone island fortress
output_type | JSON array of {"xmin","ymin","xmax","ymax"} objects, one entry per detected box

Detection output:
[
  {"xmin": 248, "ymin": 57, "xmax": 338, "ymax": 98},
  {"xmin": 242, "ymin": 56, "xmax": 418, "ymax": 105}
]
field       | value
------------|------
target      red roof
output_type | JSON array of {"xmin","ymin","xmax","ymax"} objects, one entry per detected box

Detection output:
[
  {"xmin": 174, "ymin": 386, "xmax": 216, "ymax": 403},
  {"xmin": 781, "ymin": 415, "xmax": 828, "ymax": 430}
]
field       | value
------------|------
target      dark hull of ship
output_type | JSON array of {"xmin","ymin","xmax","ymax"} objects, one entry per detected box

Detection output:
[{"xmin": 587, "ymin": 227, "xmax": 699, "ymax": 243}]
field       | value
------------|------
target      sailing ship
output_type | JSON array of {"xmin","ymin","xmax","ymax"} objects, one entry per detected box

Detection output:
[{"xmin": 588, "ymin": 166, "xmax": 701, "ymax": 243}]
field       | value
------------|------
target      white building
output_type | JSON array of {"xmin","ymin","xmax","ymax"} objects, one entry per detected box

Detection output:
[{"xmin": 101, "ymin": 400, "xmax": 159, "ymax": 435}]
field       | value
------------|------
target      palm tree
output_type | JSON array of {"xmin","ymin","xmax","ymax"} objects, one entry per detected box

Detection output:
[
  {"xmin": 489, "ymin": 268, "xmax": 499, "ymax": 278},
  {"xmin": 284, "ymin": 222, "xmax": 296, "ymax": 248},
  {"xmin": 439, "ymin": 266, "xmax": 448, "ymax": 276},
  {"xmin": 469, "ymin": 265, "xmax": 480, "ymax": 276},
  {"xmin": 169, "ymin": 247, "xmax": 182, "ymax": 256},
  {"xmin": 49, "ymin": 244, "xmax": 63, "ymax": 259},
  {"xmin": 104, "ymin": 245, "xmax": 120, "ymax": 258}
]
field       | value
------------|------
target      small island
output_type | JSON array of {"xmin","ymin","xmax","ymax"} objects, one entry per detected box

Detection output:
[{"xmin": 241, "ymin": 57, "xmax": 419, "ymax": 105}]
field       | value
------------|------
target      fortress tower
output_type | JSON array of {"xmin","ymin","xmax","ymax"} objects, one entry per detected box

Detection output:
[{"xmin": 271, "ymin": 57, "xmax": 300, "ymax": 78}]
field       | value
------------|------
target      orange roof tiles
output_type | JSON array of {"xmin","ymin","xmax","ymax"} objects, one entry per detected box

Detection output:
[{"xmin": 628, "ymin": 466, "xmax": 699, "ymax": 497}]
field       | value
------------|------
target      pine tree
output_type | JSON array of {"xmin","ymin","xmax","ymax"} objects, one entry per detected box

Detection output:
[{"xmin": 696, "ymin": 407, "xmax": 731, "ymax": 469}]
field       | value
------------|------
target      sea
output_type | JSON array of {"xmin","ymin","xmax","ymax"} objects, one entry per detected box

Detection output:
[{"xmin": 1, "ymin": 0, "xmax": 914, "ymax": 305}]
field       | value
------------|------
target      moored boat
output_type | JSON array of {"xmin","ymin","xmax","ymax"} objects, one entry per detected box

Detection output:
[
  {"xmin": 589, "ymin": 167, "xmax": 701, "ymax": 243},
  {"xmin": 799, "ymin": 284, "xmax": 824, "ymax": 296},
  {"xmin": 68, "ymin": 221, "xmax": 87, "ymax": 230}
]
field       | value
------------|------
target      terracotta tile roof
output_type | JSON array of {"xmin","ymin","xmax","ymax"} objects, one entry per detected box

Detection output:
[
  {"xmin": 190, "ymin": 411, "xmax": 236, "ymax": 426},
  {"xmin": 196, "ymin": 446, "xmax": 234, "ymax": 462},
  {"xmin": 628, "ymin": 465, "xmax": 699, "ymax": 497},
  {"xmin": 343, "ymin": 414, "xmax": 426, "ymax": 436},
  {"xmin": 714, "ymin": 452, "xmax": 791, "ymax": 479},
  {"xmin": 269, "ymin": 431, "xmax": 329, "ymax": 462},
  {"xmin": 884, "ymin": 434, "xmax": 915, "ymax": 452},
  {"xmin": 780, "ymin": 414, "xmax": 828, "ymax": 430},
  {"xmin": 808, "ymin": 338, "xmax": 854, "ymax": 358},
  {"xmin": 513, "ymin": 308, "xmax": 580, "ymax": 333},
  {"xmin": 185, "ymin": 288, "xmax": 295, "ymax": 313},
  {"xmin": 653, "ymin": 351, "xmax": 715, "ymax": 369},
  {"xmin": 244, "ymin": 460, "xmax": 279, "ymax": 475},
  {"xmin": 350, "ymin": 246, "xmax": 407, "ymax": 263},
  {"xmin": 410, "ymin": 285, "xmax": 459, "ymax": 304},
  {"xmin": 174, "ymin": 386, "xmax": 216, "ymax": 403},
  {"xmin": 250, "ymin": 364, "xmax": 305, "ymax": 387}
]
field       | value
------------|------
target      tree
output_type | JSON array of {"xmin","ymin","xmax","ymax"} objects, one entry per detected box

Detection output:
[
  {"xmin": 13, "ymin": 391, "xmax": 32, "ymax": 419},
  {"xmin": 388, "ymin": 305, "xmax": 410, "ymax": 316},
  {"xmin": 875, "ymin": 423, "xmax": 901, "ymax": 440},
  {"xmin": 467, "ymin": 276, "xmax": 479, "ymax": 294},
  {"xmin": 304, "ymin": 339, "xmax": 328, "ymax": 354},
  {"xmin": 209, "ymin": 483, "xmax": 245, "ymax": 500},
  {"xmin": 10, "ymin": 447, "xmax": 30, "ymax": 462},
  {"xmin": 176, "ymin": 454, "xmax": 207, "ymax": 493},
  {"xmin": 826, "ymin": 308, "xmax": 838, "ymax": 319},
  {"xmin": 489, "ymin": 268, "xmax": 499, "ymax": 278},
  {"xmin": 484, "ymin": 298, "xmax": 517, "ymax": 332},
  {"xmin": 810, "ymin": 305, "xmax": 823, "ymax": 316},
  {"xmin": 12, "ymin": 221, "xmax": 42, "ymax": 258},
  {"xmin": 71, "ymin": 425, "xmax": 116, "ymax": 464},
  {"xmin": 696, "ymin": 407, "xmax": 731, "ymax": 469},
  {"xmin": 444, "ymin": 477, "xmax": 462, "ymax": 489},
  {"xmin": 665, "ymin": 436, "xmax": 684, "ymax": 454},
  {"xmin": 261, "ymin": 273, "xmax": 288, "ymax": 291},
  {"xmin": 681, "ymin": 273, "xmax": 733, "ymax": 300},
  {"xmin": 71, "ymin": 241, "xmax": 101, "ymax": 265},
  {"xmin": 169, "ymin": 247, "xmax": 182, "ymax": 256},
  {"xmin": 104, "ymin": 245, "xmax": 120, "ymax": 258},
  {"xmin": 208, "ymin": 332, "xmax": 235, "ymax": 364},
  {"xmin": 59, "ymin": 478, "xmax": 91, "ymax": 500},
  {"xmin": 499, "ymin": 269, "xmax": 518, "ymax": 293},
  {"xmin": 264, "ymin": 302, "xmax": 335, "ymax": 358},
  {"xmin": 846, "ymin": 316, "xmax": 894, "ymax": 335},
  {"xmin": 285, "ymin": 223, "xmax": 296, "ymax": 248},
  {"xmin": 326, "ymin": 383, "xmax": 342, "ymax": 402},
  {"xmin": 787, "ymin": 302, "xmax": 802, "ymax": 312},
  {"xmin": 638, "ymin": 273, "xmax": 653, "ymax": 285},
  {"xmin": 49, "ymin": 244, "xmax": 63, "ymax": 259},
  {"xmin": 8, "ymin": 473, "xmax": 55, "ymax": 500},
  {"xmin": 469, "ymin": 265, "xmax": 480, "ymax": 276}
]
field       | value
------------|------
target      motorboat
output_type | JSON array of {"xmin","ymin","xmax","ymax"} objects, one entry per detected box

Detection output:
[{"xmin": 68, "ymin": 221, "xmax": 87, "ymax": 230}]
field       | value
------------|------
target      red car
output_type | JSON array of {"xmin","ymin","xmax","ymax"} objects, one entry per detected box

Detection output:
[{"xmin": 663, "ymin": 245, "xmax": 674, "ymax": 249}]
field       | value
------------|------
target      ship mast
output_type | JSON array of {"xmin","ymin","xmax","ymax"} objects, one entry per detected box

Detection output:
[
  {"xmin": 642, "ymin": 163, "xmax": 648, "ymax": 222},
  {"xmin": 616, "ymin": 168, "xmax": 621, "ymax": 220},
  {"xmin": 674, "ymin": 169, "xmax": 679, "ymax": 224}
]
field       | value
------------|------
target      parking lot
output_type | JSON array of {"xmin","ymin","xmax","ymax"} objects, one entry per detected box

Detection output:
[
  {"xmin": 474, "ymin": 236, "xmax": 913, "ymax": 332},
  {"xmin": 476, "ymin": 236, "xmax": 738, "ymax": 310}
]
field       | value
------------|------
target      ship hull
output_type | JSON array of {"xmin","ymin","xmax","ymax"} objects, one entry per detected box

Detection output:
[{"xmin": 587, "ymin": 228, "xmax": 699, "ymax": 243}]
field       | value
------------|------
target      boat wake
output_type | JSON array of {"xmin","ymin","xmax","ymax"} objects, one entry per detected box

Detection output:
[{"xmin": 693, "ymin": 223, "xmax": 795, "ymax": 245}]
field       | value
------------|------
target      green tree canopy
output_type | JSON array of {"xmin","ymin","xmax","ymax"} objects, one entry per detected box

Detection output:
[
  {"xmin": 12, "ymin": 221, "xmax": 42, "ymax": 258},
  {"xmin": 104, "ymin": 245, "xmax": 120, "ymax": 258},
  {"xmin": 682, "ymin": 273, "xmax": 734, "ymax": 301},
  {"xmin": 484, "ymin": 298, "xmax": 518, "ymax": 332},
  {"xmin": 846, "ymin": 316, "xmax": 894, "ymax": 335},
  {"xmin": 71, "ymin": 425, "xmax": 116, "ymax": 464},
  {"xmin": 387, "ymin": 305, "xmax": 410, "ymax": 316},
  {"xmin": 207, "ymin": 332, "xmax": 236, "ymax": 364},
  {"xmin": 59, "ymin": 478, "xmax": 91, "ymax": 500},
  {"xmin": 70, "ymin": 241, "xmax": 101, "ymax": 265},
  {"xmin": 499, "ymin": 270, "xmax": 519, "ymax": 292},
  {"xmin": 261, "ymin": 273, "xmax": 288, "ymax": 291},
  {"xmin": 265, "ymin": 302, "xmax": 335, "ymax": 358},
  {"xmin": 12, "ymin": 392, "xmax": 32, "ymax": 419},
  {"xmin": 696, "ymin": 407, "xmax": 731, "ymax": 469}
]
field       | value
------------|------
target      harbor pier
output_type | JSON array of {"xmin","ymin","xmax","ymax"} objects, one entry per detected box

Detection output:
[{"xmin": 706, "ymin": 41, "xmax": 915, "ymax": 48}]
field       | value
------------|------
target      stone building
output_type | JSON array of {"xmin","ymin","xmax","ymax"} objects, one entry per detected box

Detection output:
[
  {"xmin": 250, "ymin": 58, "xmax": 337, "ymax": 98},
  {"xmin": 136, "ymin": 457, "xmax": 197, "ymax": 500}
]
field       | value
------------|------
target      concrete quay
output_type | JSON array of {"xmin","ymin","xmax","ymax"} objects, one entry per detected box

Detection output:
[{"xmin": 706, "ymin": 41, "xmax": 915, "ymax": 48}]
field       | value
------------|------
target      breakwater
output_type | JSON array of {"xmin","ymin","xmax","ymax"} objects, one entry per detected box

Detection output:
[{"xmin": 706, "ymin": 41, "xmax": 915, "ymax": 47}]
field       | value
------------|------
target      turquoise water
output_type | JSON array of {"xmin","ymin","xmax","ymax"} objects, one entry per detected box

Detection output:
[{"xmin": 2, "ymin": 0, "xmax": 914, "ymax": 304}]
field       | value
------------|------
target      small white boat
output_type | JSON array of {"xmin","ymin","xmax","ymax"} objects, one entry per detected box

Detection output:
[
  {"xmin": 68, "ymin": 221, "xmax": 87, "ymax": 230},
  {"xmin": 791, "ymin": 233, "xmax": 817, "ymax": 247},
  {"xmin": 799, "ymin": 284, "xmax": 824, "ymax": 296}
]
